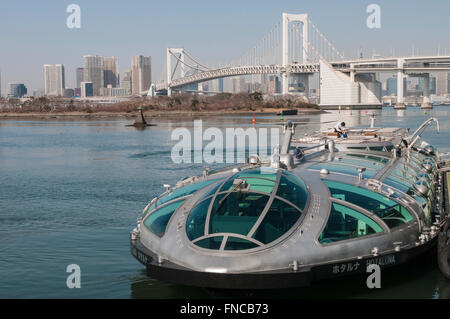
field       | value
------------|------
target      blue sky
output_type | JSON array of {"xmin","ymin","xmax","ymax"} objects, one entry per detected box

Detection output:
[{"xmin": 0, "ymin": 0, "xmax": 449, "ymax": 94}]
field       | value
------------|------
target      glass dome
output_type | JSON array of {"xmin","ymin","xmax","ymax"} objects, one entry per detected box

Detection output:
[{"xmin": 185, "ymin": 168, "xmax": 309, "ymax": 251}]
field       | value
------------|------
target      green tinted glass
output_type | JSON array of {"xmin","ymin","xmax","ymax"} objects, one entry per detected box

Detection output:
[
  {"xmin": 276, "ymin": 175, "xmax": 308, "ymax": 210},
  {"xmin": 195, "ymin": 236, "xmax": 223, "ymax": 249},
  {"xmin": 144, "ymin": 200, "xmax": 183, "ymax": 237},
  {"xmin": 209, "ymin": 192, "xmax": 268, "ymax": 235},
  {"xmin": 252, "ymin": 198, "xmax": 302, "ymax": 244},
  {"xmin": 347, "ymin": 153, "xmax": 390, "ymax": 164},
  {"xmin": 309, "ymin": 163, "xmax": 376, "ymax": 178},
  {"xmin": 186, "ymin": 198, "xmax": 211, "ymax": 240},
  {"xmin": 224, "ymin": 237, "xmax": 259, "ymax": 250},
  {"xmin": 319, "ymin": 203, "xmax": 383, "ymax": 244},
  {"xmin": 153, "ymin": 179, "xmax": 218, "ymax": 210},
  {"xmin": 323, "ymin": 180, "xmax": 413, "ymax": 228}
]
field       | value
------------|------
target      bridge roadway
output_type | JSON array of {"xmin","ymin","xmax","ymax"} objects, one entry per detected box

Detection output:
[{"xmin": 155, "ymin": 55, "xmax": 450, "ymax": 92}]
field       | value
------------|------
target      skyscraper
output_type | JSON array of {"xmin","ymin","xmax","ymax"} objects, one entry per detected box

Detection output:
[
  {"xmin": 131, "ymin": 55, "xmax": 151, "ymax": 95},
  {"xmin": 76, "ymin": 67, "xmax": 84, "ymax": 89},
  {"xmin": 103, "ymin": 56, "xmax": 119, "ymax": 88},
  {"xmin": 43, "ymin": 64, "xmax": 65, "ymax": 96},
  {"xmin": 83, "ymin": 55, "xmax": 104, "ymax": 96},
  {"xmin": 120, "ymin": 69, "xmax": 132, "ymax": 95}
]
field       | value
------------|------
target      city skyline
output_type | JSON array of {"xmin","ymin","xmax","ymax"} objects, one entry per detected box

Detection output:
[{"xmin": 1, "ymin": 0, "xmax": 450, "ymax": 94}]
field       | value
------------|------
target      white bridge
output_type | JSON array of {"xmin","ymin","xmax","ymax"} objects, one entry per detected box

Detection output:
[{"xmin": 150, "ymin": 12, "xmax": 450, "ymax": 109}]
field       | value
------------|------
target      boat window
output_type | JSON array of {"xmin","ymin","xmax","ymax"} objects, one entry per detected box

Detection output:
[
  {"xmin": 332, "ymin": 157, "xmax": 384, "ymax": 169},
  {"xmin": 346, "ymin": 153, "xmax": 390, "ymax": 164},
  {"xmin": 276, "ymin": 174, "xmax": 308, "ymax": 210},
  {"xmin": 143, "ymin": 200, "xmax": 183, "ymax": 237},
  {"xmin": 319, "ymin": 203, "xmax": 383, "ymax": 244},
  {"xmin": 224, "ymin": 237, "xmax": 259, "ymax": 250},
  {"xmin": 195, "ymin": 236, "xmax": 223, "ymax": 250},
  {"xmin": 384, "ymin": 177, "xmax": 416, "ymax": 195},
  {"xmin": 150, "ymin": 179, "xmax": 218, "ymax": 211},
  {"xmin": 252, "ymin": 198, "xmax": 302, "ymax": 244},
  {"xmin": 323, "ymin": 180, "xmax": 413, "ymax": 228},
  {"xmin": 391, "ymin": 169, "xmax": 415, "ymax": 181},
  {"xmin": 369, "ymin": 146, "xmax": 385, "ymax": 151},
  {"xmin": 209, "ymin": 192, "xmax": 269, "ymax": 235},
  {"xmin": 186, "ymin": 198, "xmax": 211, "ymax": 240},
  {"xmin": 185, "ymin": 168, "xmax": 308, "ymax": 251},
  {"xmin": 309, "ymin": 163, "xmax": 376, "ymax": 178},
  {"xmin": 347, "ymin": 146, "xmax": 368, "ymax": 150}
]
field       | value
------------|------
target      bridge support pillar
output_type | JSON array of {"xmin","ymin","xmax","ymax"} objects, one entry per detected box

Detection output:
[
  {"xmin": 395, "ymin": 59, "xmax": 406, "ymax": 109},
  {"xmin": 422, "ymin": 74, "xmax": 432, "ymax": 109}
]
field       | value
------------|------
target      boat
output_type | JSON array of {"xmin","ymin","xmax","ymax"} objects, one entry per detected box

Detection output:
[
  {"xmin": 277, "ymin": 109, "xmax": 298, "ymax": 116},
  {"xmin": 130, "ymin": 117, "xmax": 450, "ymax": 289}
]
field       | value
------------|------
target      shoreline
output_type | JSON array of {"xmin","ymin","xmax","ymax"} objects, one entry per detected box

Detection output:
[{"xmin": 0, "ymin": 108, "xmax": 326, "ymax": 120}]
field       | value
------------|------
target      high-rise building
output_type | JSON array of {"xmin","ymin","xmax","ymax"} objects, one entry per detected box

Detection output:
[
  {"xmin": 210, "ymin": 78, "xmax": 224, "ymax": 93},
  {"xmin": 76, "ymin": 67, "xmax": 84, "ymax": 89},
  {"xmin": 120, "ymin": 69, "xmax": 132, "ymax": 95},
  {"xmin": 131, "ymin": 55, "xmax": 151, "ymax": 95},
  {"xmin": 83, "ymin": 55, "xmax": 104, "ymax": 96},
  {"xmin": 386, "ymin": 77, "xmax": 397, "ymax": 96},
  {"xmin": 268, "ymin": 75, "xmax": 281, "ymax": 94},
  {"xmin": 80, "ymin": 81, "xmax": 94, "ymax": 98},
  {"xmin": 103, "ymin": 56, "xmax": 119, "ymax": 88},
  {"xmin": 43, "ymin": 64, "xmax": 65, "ymax": 96},
  {"xmin": 436, "ymin": 72, "xmax": 449, "ymax": 95},
  {"xmin": 7, "ymin": 83, "xmax": 27, "ymax": 98},
  {"xmin": 230, "ymin": 76, "xmax": 246, "ymax": 93}
]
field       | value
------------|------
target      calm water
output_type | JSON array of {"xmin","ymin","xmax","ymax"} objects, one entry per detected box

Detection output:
[{"xmin": 0, "ymin": 107, "xmax": 449, "ymax": 299}]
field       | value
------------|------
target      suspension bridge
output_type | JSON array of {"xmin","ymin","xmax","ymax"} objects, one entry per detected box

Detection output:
[{"xmin": 149, "ymin": 12, "xmax": 450, "ymax": 109}]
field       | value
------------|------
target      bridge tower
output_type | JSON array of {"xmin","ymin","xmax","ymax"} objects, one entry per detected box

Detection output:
[
  {"xmin": 167, "ymin": 48, "xmax": 186, "ymax": 96},
  {"xmin": 282, "ymin": 13, "xmax": 309, "ymax": 95}
]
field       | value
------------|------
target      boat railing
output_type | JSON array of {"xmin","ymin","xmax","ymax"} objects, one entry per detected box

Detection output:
[{"xmin": 407, "ymin": 118, "xmax": 440, "ymax": 149}]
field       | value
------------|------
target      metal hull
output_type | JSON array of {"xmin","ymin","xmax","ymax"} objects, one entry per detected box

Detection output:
[{"xmin": 131, "ymin": 236, "xmax": 437, "ymax": 289}]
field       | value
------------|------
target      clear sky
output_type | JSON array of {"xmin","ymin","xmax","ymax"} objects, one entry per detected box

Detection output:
[{"xmin": 0, "ymin": 0, "xmax": 449, "ymax": 94}]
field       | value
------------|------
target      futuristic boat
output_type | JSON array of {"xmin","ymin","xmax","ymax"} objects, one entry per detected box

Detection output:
[{"xmin": 130, "ymin": 118, "xmax": 450, "ymax": 289}]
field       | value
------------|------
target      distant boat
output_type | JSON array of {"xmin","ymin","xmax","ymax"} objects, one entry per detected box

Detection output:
[{"xmin": 277, "ymin": 109, "xmax": 298, "ymax": 116}]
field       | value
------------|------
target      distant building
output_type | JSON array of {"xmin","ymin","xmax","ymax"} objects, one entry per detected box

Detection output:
[
  {"xmin": 63, "ymin": 88, "xmax": 75, "ymax": 98},
  {"xmin": 83, "ymin": 55, "xmax": 104, "ymax": 96},
  {"xmin": 230, "ymin": 76, "xmax": 247, "ymax": 93},
  {"xmin": 33, "ymin": 88, "xmax": 45, "ymax": 97},
  {"xmin": 268, "ymin": 75, "xmax": 281, "ymax": 94},
  {"xmin": 120, "ymin": 69, "xmax": 132, "ymax": 95},
  {"xmin": 103, "ymin": 56, "xmax": 119, "ymax": 88},
  {"xmin": 131, "ymin": 55, "xmax": 152, "ymax": 95},
  {"xmin": 386, "ymin": 77, "xmax": 397, "ymax": 96},
  {"xmin": 44, "ymin": 64, "xmax": 65, "ymax": 96},
  {"xmin": 100, "ymin": 84, "xmax": 128, "ymax": 97},
  {"xmin": 209, "ymin": 78, "xmax": 224, "ymax": 93},
  {"xmin": 385, "ymin": 77, "xmax": 407, "ymax": 97},
  {"xmin": 7, "ymin": 83, "xmax": 27, "ymax": 98},
  {"xmin": 430, "ymin": 77, "xmax": 436, "ymax": 94},
  {"xmin": 80, "ymin": 81, "xmax": 94, "ymax": 98},
  {"xmin": 436, "ymin": 72, "xmax": 449, "ymax": 95},
  {"xmin": 74, "ymin": 88, "xmax": 81, "ymax": 97},
  {"xmin": 76, "ymin": 67, "xmax": 84, "ymax": 89}
]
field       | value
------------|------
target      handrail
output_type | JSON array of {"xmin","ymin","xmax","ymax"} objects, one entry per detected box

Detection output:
[{"xmin": 407, "ymin": 118, "xmax": 440, "ymax": 149}]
